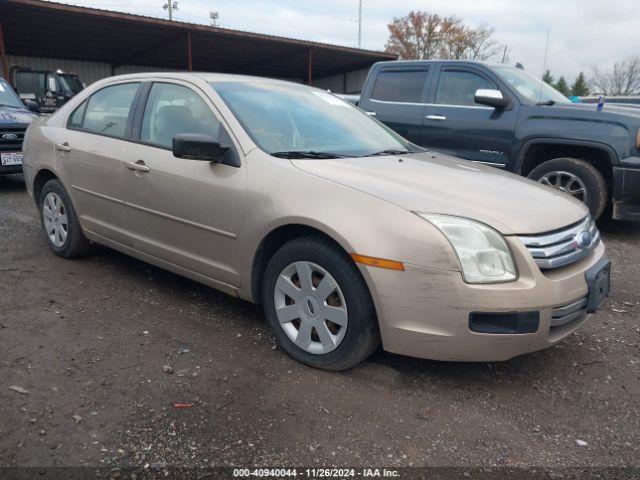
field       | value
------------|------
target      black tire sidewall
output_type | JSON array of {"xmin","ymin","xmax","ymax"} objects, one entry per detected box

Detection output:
[
  {"xmin": 262, "ymin": 237, "xmax": 379, "ymax": 371},
  {"xmin": 527, "ymin": 158, "xmax": 608, "ymax": 219}
]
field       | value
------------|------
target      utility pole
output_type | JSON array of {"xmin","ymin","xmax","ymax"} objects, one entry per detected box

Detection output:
[
  {"xmin": 163, "ymin": 1, "xmax": 178, "ymax": 21},
  {"xmin": 501, "ymin": 45, "xmax": 509, "ymax": 64},
  {"xmin": 357, "ymin": 0, "xmax": 362, "ymax": 48}
]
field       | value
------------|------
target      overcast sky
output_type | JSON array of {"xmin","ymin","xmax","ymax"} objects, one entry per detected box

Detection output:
[{"xmin": 62, "ymin": 0, "xmax": 638, "ymax": 82}]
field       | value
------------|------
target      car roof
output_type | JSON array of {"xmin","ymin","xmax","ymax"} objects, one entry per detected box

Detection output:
[
  {"xmin": 374, "ymin": 59, "xmax": 508, "ymax": 69},
  {"xmin": 98, "ymin": 71, "xmax": 296, "ymax": 86}
]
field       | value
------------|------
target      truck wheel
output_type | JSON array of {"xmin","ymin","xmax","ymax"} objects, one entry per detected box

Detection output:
[
  {"xmin": 527, "ymin": 158, "xmax": 608, "ymax": 219},
  {"xmin": 262, "ymin": 236, "xmax": 380, "ymax": 371},
  {"xmin": 39, "ymin": 179, "xmax": 93, "ymax": 258}
]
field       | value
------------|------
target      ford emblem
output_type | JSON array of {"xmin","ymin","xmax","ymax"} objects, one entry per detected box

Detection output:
[
  {"xmin": 576, "ymin": 230, "xmax": 593, "ymax": 248},
  {"xmin": 2, "ymin": 133, "xmax": 18, "ymax": 141}
]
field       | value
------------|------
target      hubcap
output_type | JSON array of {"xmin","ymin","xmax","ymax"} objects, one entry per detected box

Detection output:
[
  {"xmin": 42, "ymin": 192, "xmax": 68, "ymax": 248},
  {"xmin": 539, "ymin": 171, "xmax": 587, "ymax": 202},
  {"xmin": 274, "ymin": 261, "xmax": 348, "ymax": 355}
]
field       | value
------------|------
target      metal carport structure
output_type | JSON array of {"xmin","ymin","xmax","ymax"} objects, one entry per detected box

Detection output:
[{"xmin": 0, "ymin": 0, "xmax": 395, "ymax": 87}]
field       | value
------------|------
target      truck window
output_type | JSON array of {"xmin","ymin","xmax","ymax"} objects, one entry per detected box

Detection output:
[
  {"xmin": 371, "ymin": 70, "xmax": 428, "ymax": 103},
  {"xmin": 15, "ymin": 71, "xmax": 46, "ymax": 98},
  {"xmin": 435, "ymin": 70, "xmax": 496, "ymax": 107}
]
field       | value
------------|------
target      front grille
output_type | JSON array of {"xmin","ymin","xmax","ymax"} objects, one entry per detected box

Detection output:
[
  {"xmin": 518, "ymin": 216, "xmax": 600, "ymax": 270},
  {"xmin": 0, "ymin": 127, "xmax": 26, "ymax": 152},
  {"xmin": 550, "ymin": 296, "xmax": 588, "ymax": 327}
]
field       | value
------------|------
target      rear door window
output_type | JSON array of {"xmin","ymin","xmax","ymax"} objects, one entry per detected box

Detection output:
[
  {"xmin": 435, "ymin": 69, "xmax": 496, "ymax": 106},
  {"xmin": 78, "ymin": 83, "xmax": 140, "ymax": 138},
  {"xmin": 371, "ymin": 70, "xmax": 428, "ymax": 103}
]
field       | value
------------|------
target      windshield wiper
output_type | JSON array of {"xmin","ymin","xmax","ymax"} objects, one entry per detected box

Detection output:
[
  {"xmin": 271, "ymin": 150, "xmax": 348, "ymax": 159},
  {"xmin": 362, "ymin": 149, "xmax": 412, "ymax": 157},
  {"xmin": 0, "ymin": 103, "xmax": 22, "ymax": 109},
  {"xmin": 535, "ymin": 100, "xmax": 556, "ymax": 106}
]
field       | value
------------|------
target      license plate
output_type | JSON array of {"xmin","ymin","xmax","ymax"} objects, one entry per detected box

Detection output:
[
  {"xmin": 585, "ymin": 260, "xmax": 611, "ymax": 313},
  {"xmin": 0, "ymin": 152, "xmax": 23, "ymax": 166}
]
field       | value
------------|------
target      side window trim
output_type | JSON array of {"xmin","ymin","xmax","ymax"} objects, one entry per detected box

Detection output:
[
  {"xmin": 66, "ymin": 82, "xmax": 143, "ymax": 141},
  {"xmin": 130, "ymin": 82, "xmax": 152, "ymax": 142},
  {"xmin": 67, "ymin": 99, "xmax": 88, "ymax": 129},
  {"xmin": 434, "ymin": 67, "xmax": 498, "ymax": 108},
  {"xmin": 370, "ymin": 68, "xmax": 430, "ymax": 105}
]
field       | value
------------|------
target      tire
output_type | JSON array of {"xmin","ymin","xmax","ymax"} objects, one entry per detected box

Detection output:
[
  {"xmin": 262, "ymin": 236, "xmax": 380, "ymax": 371},
  {"xmin": 39, "ymin": 179, "xmax": 93, "ymax": 258},
  {"xmin": 527, "ymin": 158, "xmax": 608, "ymax": 219}
]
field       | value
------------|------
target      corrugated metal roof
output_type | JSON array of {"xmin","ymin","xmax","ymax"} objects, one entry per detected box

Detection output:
[
  {"xmin": 0, "ymin": 0, "xmax": 395, "ymax": 81},
  {"xmin": 37, "ymin": 0, "xmax": 386, "ymax": 56}
]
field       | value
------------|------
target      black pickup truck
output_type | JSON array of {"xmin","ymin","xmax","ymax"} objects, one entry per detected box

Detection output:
[
  {"xmin": 0, "ymin": 77, "xmax": 38, "ymax": 176},
  {"xmin": 347, "ymin": 60, "xmax": 640, "ymax": 221}
]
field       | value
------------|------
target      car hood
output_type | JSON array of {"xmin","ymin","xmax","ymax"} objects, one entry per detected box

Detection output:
[
  {"xmin": 291, "ymin": 152, "xmax": 588, "ymax": 235},
  {"xmin": 0, "ymin": 106, "xmax": 38, "ymax": 126},
  {"xmin": 551, "ymin": 102, "xmax": 640, "ymax": 118}
]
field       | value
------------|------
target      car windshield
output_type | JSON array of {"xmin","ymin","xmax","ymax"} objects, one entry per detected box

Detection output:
[
  {"xmin": 60, "ymin": 74, "xmax": 84, "ymax": 95},
  {"xmin": 494, "ymin": 66, "xmax": 570, "ymax": 105},
  {"xmin": 0, "ymin": 79, "xmax": 24, "ymax": 108},
  {"xmin": 211, "ymin": 81, "xmax": 415, "ymax": 158}
]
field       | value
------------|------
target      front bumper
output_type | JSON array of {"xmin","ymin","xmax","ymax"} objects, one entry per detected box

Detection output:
[
  {"xmin": 613, "ymin": 159, "xmax": 640, "ymax": 221},
  {"xmin": 360, "ymin": 238, "xmax": 608, "ymax": 362},
  {"xmin": 0, "ymin": 164, "xmax": 23, "ymax": 175}
]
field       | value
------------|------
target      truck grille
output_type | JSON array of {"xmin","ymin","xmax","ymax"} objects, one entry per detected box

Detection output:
[
  {"xmin": 518, "ymin": 216, "xmax": 600, "ymax": 270},
  {"xmin": 0, "ymin": 127, "xmax": 26, "ymax": 152}
]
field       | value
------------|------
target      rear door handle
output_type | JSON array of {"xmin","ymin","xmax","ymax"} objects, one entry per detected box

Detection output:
[
  {"xmin": 126, "ymin": 160, "xmax": 150, "ymax": 173},
  {"xmin": 365, "ymin": 111, "xmax": 377, "ymax": 116},
  {"xmin": 55, "ymin": 142, "xmax": 71, "ymax": 152},
  {"xmin": 425, "ymin": 115, "xmax": 447, "ymax": 121}
]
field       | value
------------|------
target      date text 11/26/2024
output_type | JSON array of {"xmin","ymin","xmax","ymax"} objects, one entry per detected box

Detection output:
[{"xmin": 232, "ymin": 468, "xmax": 400, "ymax": 478}]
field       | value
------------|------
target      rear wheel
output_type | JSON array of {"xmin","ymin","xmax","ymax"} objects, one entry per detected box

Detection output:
[
  {"xmin": 262, "ymin": 237, "xmax": 379, "ymax": 371},
  {"xmin": 527, "ymin": 157, "xmax": 608, "ymax": 219},
  {"xmin": 39, "ymin": 179, "xmax": 92, "ymax": 258}
]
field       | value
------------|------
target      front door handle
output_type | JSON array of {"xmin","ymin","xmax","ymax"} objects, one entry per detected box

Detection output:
[
  {"xmin": 126, "ymin": 160, "xmax": 150, "ymax": 173},
  {"xmin": 365, "ymin": 111, "xmax": 377, "ymax": 116},
  {"xmin": 425, "ymin": 115, "xmax": 447, "ymax": 121},
  {"xmin": 55, "ymin": 142, "xmax": 71, "ymax": 152}
]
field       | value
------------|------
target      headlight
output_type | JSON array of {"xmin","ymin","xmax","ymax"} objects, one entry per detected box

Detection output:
[{"xmin": 418, "ymin": 214, "xmax": 517, "ymax": 284}]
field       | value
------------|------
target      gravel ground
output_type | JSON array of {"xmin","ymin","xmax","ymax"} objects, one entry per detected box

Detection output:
[{"xmin": 1, "ymin": 174, "xmax": 639, "ymax": 474}]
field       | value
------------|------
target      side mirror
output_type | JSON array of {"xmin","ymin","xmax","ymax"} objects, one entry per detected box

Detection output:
[
  {"xmin": 23, "ymin": 99, "xmax": 40, "ymax": 113},
  {"xmin": 474, "ymin": 89, "xmax": 509, "ymax": 109},
  {"xmin": 172, "ymin": 133, "xmax": 229, "ymax": 162}
]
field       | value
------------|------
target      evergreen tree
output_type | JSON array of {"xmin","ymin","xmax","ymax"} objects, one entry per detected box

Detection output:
[
  {"xmin": 542, "ymin": 69, "xmax": 554, "ymax": 85},
  {"xmin": 555, "ymin": 76, "xmax": 571, "ymax": 96},
  {"xmin": 571, "ymin": 72, "xmax": 590, "ymax": 96}
]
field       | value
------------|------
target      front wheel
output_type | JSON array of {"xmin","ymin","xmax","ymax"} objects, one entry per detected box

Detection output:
[
  {"xmin": 262, "ymin": 237, "xmax": 380, "ymax": 371},
  {"xmin": 527, "ymin": 158, "xmax": 608, "ymax": 219}
]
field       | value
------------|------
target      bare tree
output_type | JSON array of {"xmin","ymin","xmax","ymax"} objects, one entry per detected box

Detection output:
[
  {"xmin": 385, "ymin": 11, "xmax": 500, "ymax": 62},
  {"xmin": 591, "ymin": 56, "xmax": 640, "ymax": 95},
  {"xmin": 465, "ymin": 25, "xmax": 500, "ymax": 61}
]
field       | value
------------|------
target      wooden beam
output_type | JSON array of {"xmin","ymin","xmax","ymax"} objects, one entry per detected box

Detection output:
[
  {"xmin": 187, "ymin": 30, "xmax": 193, "ymax": 71},
  {"xmin": 306, "ymin": 48, "xmax": 313, "ymax": 85},
  {"xmin": 0, "ymin": 23, "xmax": 9, "ymax": 81}
]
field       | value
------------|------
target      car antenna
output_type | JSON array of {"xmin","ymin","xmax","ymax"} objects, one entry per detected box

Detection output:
[{"xmin": 538, "ymin": 29, "xmax": 550, "ymax": 103}]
